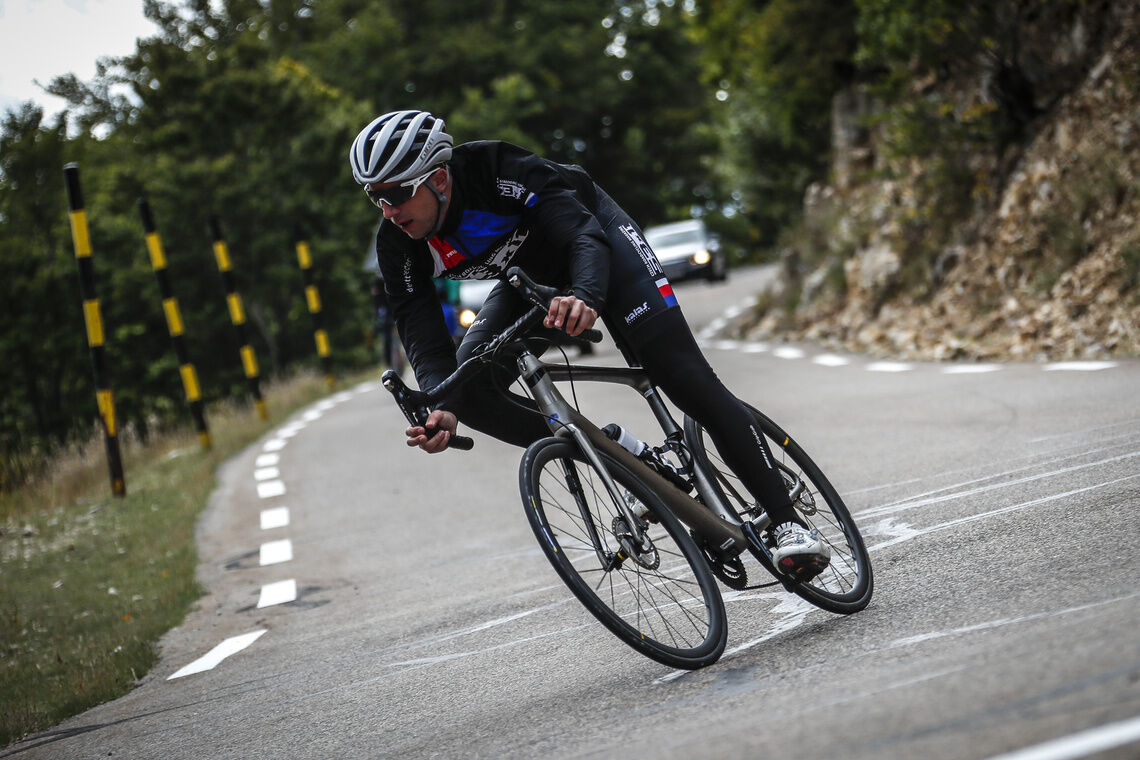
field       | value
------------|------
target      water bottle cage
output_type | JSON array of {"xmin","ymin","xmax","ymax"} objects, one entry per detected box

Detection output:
[{"xmin": 642, "ymin": 447, "xmax": 694, "ymax": 493}]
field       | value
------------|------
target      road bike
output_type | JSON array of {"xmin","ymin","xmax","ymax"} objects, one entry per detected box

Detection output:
[{"xmin": 382, "ymin": 267, "xmax": 873, "ymax": 669}]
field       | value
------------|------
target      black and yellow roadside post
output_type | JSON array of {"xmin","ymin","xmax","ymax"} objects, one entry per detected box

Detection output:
[
  {"xmin": 208, "ymin": 215, "xmax": 268, "ymax": 420},
  {"xmin": 63, "ymin": 163, "xmax": 126, "ymax": 497},
  {"xmin": 294, "ymin": 234, "xmax": 334, "ymax": 389},
  {"xmin": 138, "ymin": 199, "xmax": 211, "ymax": 449}
]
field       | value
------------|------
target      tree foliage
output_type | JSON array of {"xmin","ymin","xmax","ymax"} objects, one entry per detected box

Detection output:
[{"xmin": 691, "ymin": 0, "xmax": 857, "ymax": 245}]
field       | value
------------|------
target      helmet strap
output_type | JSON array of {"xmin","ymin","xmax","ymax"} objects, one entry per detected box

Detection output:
[{"xmin": 424, "ymin": 165, "xmax": 450, "ymax": 237}]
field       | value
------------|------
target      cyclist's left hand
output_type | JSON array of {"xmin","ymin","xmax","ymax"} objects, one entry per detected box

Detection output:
[{"xmin": 545, "ymin": 295, "xmax": 597, "ymax": 337}]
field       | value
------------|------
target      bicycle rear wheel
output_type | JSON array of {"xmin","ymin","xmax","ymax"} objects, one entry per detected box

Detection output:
[
  {"xmin": 684, "ymin": 407, "xmax": 872, "ymax": 614},
  {"xmin": 520, "ymin": 437, "xmax": 727, "ymax": 669}
]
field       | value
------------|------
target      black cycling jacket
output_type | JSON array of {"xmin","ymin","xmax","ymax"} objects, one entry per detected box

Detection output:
[{"xmin": 374, "ymin": 140, "xmax": 612, "ymax": 394}]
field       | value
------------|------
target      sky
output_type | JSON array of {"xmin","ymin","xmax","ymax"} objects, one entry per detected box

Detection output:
[{"xmin": 0, "ymin": 0, "xmax": 157, "ymax": 119}]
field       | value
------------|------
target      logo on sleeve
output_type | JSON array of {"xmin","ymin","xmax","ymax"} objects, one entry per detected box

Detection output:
[{"xmin": 497, "ymin": 179, "xmax": 538, "ymax": 207}]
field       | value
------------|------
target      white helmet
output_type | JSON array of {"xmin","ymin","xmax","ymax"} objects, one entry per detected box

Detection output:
[{"xmin": 349, "ymin": 110, "xmax": 453, "ymax": 185}]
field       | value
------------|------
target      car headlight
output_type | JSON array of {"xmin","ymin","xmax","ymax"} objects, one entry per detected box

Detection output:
[
  {"xmin": 691, "ymin": 249, "xmax": 711, "ymax": 266},
  {"xmin": 459, "ymin": 308, "xmax": 477, "ymax": 328}
]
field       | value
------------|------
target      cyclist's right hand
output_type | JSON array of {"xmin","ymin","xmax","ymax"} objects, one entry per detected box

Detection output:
[{"xmin": 405, "ymin": 409, "xmax": 458, "ymax": 454}]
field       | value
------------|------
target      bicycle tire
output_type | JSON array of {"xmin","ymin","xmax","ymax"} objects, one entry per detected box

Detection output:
[
  {"xmin": 684, "ymin": 407, "xmax": 873, "ymax": 614},
  {"xmin": 520, "ymin": 436, "xmax": 728, "ymax": 669}
]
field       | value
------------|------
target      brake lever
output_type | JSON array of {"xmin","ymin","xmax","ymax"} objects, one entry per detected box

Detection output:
[{"xmin": 505, "ymin": 267, "xmax": 604, "ymax": 344}]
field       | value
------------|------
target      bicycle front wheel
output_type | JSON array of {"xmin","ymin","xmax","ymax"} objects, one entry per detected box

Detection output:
[
  {"xmin": 520, "ymin": 437, "xmax": 727, "ymax": 669},
  {"xmin": 685, "ymin": 407, "xmax": 873, "ymax": 614}
]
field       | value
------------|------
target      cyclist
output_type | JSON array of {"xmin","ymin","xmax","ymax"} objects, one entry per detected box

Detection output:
[{"xmin": 350, "ymin": 109, "xmax": 830, "ymax": 578}]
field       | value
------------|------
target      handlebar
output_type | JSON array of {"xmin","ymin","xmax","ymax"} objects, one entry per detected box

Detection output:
[{"xmin": 380, "ymin": 267, "xmax": 603, "ymax": 453}]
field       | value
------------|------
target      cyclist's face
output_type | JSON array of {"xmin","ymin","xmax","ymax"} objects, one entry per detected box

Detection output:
[{"xmin": 367, "ymin": 169, "xmax": 444, "ymax": 240}]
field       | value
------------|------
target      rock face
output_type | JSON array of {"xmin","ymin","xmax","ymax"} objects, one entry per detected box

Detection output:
[{"xmin": 744, "ymin": 0, "xmax": 1140, "ymax": 362}]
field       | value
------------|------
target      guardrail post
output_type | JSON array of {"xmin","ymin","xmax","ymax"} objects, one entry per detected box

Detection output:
[
  {"xmin": 63, "ymin": 163, "xmax": 126, "ymax": 496},
  {"xmin": 138, "ymin": 198, "xmax": 211, "ymax": 449},
  {"xmin": 294, "ymin": 234, "xmax": 334, "ymax": 389},
  {"xmin": 207, "ymin": 215, "xmax": 268, "ymax": 420}
]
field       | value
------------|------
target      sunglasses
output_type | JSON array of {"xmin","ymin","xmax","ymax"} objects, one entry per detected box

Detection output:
[{"xmin": 364, "ymin": 168, "xmax": 438, "ymax": 209}]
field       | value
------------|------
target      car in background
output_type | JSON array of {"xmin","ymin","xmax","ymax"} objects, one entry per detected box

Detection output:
[
  {"xmin": 456, "ymin": 279, "xmax": 497, "ymax": 332},
  {"xmin": 642, "ymin": 219, "xmax": 727, "ymax": 282}
]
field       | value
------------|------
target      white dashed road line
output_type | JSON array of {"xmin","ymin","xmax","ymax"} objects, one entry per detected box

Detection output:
[
  {"xmin": 259, "ymin": 538, "xmax": 293, "ymax": 566},
  {"xmin": 169, "ymin": 385, "xmax": 383, "ymax": 681},
  {"xmin": 866, "ymin": 361, "xmax": 914, "ymax": 373},
  {"xmin": 1043, "ymin": 361, "xmax": 1118, "ymax": 371},
  {"xmin": 699, "ymin": 295, "xmax": 1125, "ymax": 376},
  {"xmin": 256, "ymin": 480, "xmax": 286, "ymax": 499},
  {"xmin": 942, "ymin": 364, "xmax": 1002, "ymax": 374},
  {"xmin": 257, "ymin": 579, "xmax": 298, "ymax": 609},
  {"xmin": 260, "ymin": 507, "xmax": 290, "ymax": 530}
]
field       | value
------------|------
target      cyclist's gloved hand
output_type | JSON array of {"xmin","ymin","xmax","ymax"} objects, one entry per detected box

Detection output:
[
  {"xmin": 405, "ymin": 409, "xmax": 458, "ymax": 454},
  {"xmin": 545, "ymin": 295, "xmax": 598, "ymax": 337}
]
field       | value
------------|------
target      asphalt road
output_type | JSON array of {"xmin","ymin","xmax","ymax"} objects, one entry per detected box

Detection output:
[{"xmin": 7, "ymin": 265, "xmax": 1140, "ymax": 760}]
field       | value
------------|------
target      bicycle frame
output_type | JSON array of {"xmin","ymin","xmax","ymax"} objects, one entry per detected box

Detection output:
[{"xmin": 514, "ymin": 349, "xmax": 749, "ymax": 557}]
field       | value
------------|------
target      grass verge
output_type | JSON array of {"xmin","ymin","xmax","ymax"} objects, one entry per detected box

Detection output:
[{"xmin": 0, "ymin": 367, "xmax": 374, "ymax": 747}]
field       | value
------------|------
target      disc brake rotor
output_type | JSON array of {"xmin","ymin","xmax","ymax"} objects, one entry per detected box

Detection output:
[{"xmin": 612, "ymin": 516, "xmax": 660, "ymax": 570}]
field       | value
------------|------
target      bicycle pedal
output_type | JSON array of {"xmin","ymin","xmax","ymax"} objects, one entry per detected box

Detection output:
[{"xmin": 780, "ymin": 556, "xmax": 827, "ymax": 582}]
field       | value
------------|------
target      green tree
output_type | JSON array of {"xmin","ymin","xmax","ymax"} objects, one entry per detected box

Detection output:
[
  {"xmin": 0, "ymin": 106, "xmax": 93, "ymax": 483},
  {"xmin": 692, "ymin": 0, "xmax": 858, "ymax": 249}
]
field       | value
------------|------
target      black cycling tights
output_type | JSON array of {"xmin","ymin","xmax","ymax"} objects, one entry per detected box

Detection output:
[{"xmin": 448, "ymin": 308, "xmax": 798, "ymax": 527}]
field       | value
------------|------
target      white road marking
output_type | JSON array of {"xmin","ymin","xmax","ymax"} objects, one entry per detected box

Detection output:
[
  {"xmin": 986, "ymin": 714, "xmax": 1140, "ymax": 760},
  {"xmin": 276, "ymin": 427, "xmax": 301, "ymax": 438},
  {"xmin": 1029, "ymin": 419, "xmax": 1140, "ymax": 443},
  {"xmin": 942, "ymin": 364, "xmax": 1002, "ymax": 374},
  {"xmin": 865, "ymin": 472, "xmax": 1140, "ymax": 552},
  {"xmin": 302, "ymin": 409, "xmax": 322, "ymax": 421},
  {"xmin": 259, "ymin": 539, "xmax": 293, "ymax": 566},
  {"xmin": 255, "ymin": 453, "xmax": 280, "ymax": 467},
  {"xmin": 167, "ymin": 630, "xmax": 267, "ymax": 679},
  {"xmin": 813, "ymin": 354, "xmax": 850, "ymax": 367},
  {"xmin": 262, "ymin": 438, "xmax": 286, "ymax": 452},
  {"xmin": 254, "ymin": 467, "xmax": 280, "ymax": 481},
  {"xmin": 712, "ymin": 340, "xmax": 741, "ymax": 351},
  {"xmin": 256, "ymin": 480, "xmax": 286, "ymax": 499},
  {"xmin": 867, "ymin": 361, "xmax": 914, "ymax": 372},
  {"xmin": 1043, "ymin": 361, "xmax": 1118, "ymax": 372},
  {"xmin": 257, "ymin": 579, "xmax": 297, "ymax": 608},
  {"xmin": 260, "ymin": 507, "xmax": 290, "ymax": 530},
  {"xmin": 742, "ymin": 342, "xmax": 769, "ymax": 353},
  {"xmin": 858, "ymin": 450, "xmax": 1140, "ymax": 520},
  {"xmin": 773, "ymin": 346, "xmax": 805, "ymax": 360}
]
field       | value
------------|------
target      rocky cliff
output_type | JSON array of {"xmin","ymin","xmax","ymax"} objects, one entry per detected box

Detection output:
[{"xmin": 743, "ymin": 0, "xmax": 1139, "ymax": 362}]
